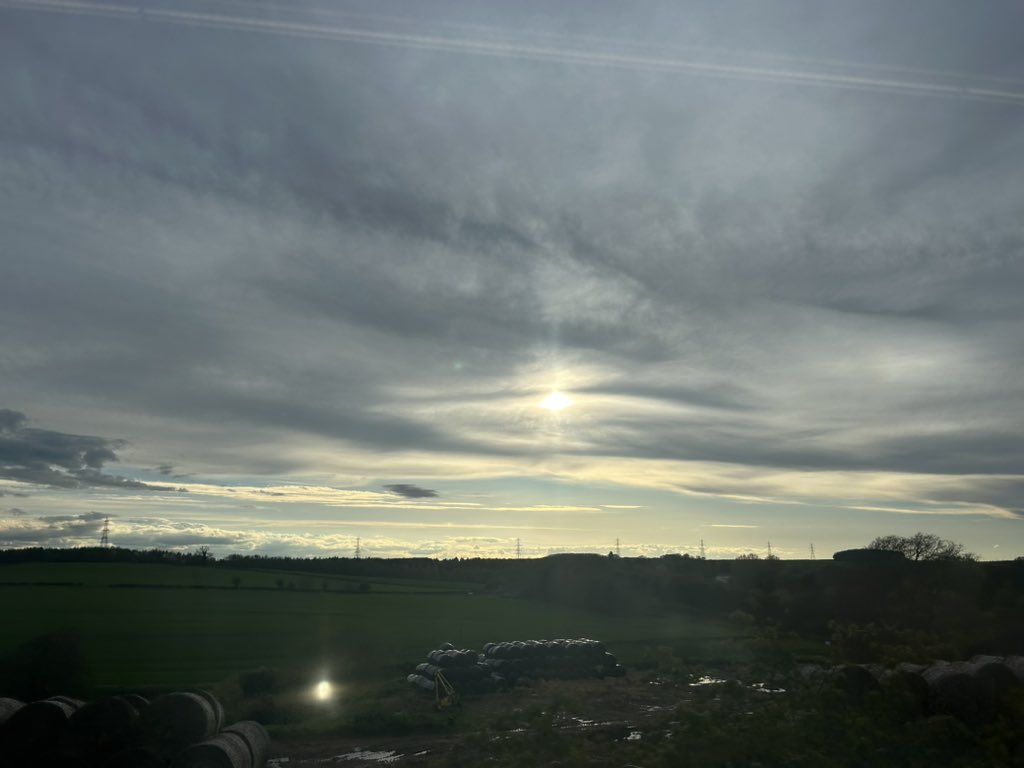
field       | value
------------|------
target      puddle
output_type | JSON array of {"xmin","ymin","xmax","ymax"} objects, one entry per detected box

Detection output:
[
  {"xmin": 689, "ymin": 676, "xmax": 727, "ymax": 686},
  {"xmin": 626, "ymin": 730, "xmax": 643, "ymax": 741},
  {"xmin": 750, "ymin": 682, "xmax": 786, "ymax": 694},
  {"xmin": 329, "ymin": 750, "xmax": 402, "ymax": 764}
]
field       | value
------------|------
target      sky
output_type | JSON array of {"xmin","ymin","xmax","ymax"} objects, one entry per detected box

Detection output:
[{"xmin": 1, "ymin": 0, "xmax": 1023, "ymax": 560}]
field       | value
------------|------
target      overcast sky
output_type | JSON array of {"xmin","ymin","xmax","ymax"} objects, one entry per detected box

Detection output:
[{"xmin": 2, "ymin": 0, "xmax": 1023, "ymax": 559}]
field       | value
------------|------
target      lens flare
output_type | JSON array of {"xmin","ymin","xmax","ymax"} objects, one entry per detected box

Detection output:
[{"xmin": 314, "ymin": 680, "xmax": 333, "ymax": 701}]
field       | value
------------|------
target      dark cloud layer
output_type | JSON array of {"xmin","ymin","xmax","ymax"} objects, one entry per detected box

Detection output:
[
  {"xmin": 0, "ymin": 410, "xmax": 174, "ymax": 492},
  {"xmin": 384, "ymin": 484, "xmax": 440, "ymax": 499}
]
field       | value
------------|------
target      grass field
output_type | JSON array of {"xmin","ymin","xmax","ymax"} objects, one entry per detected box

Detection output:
[{"xmin": 0, "ymin": 562, "xmax": 749, "ymax": 692}]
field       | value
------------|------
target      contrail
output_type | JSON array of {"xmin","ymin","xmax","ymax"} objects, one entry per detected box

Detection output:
[{"xmin": 3, "ymin": 0, "xmax": 1024, "ymax": 106}]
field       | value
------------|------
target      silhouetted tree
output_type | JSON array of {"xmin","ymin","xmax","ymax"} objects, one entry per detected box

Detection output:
[{"xmin": 869, "ymin": 532, "xmax": 977, "ymax": 562}]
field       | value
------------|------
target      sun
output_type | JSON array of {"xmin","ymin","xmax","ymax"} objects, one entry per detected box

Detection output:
[{"xmin": 538, "ymin": 390, "xmax": 573, "ymax": 412}]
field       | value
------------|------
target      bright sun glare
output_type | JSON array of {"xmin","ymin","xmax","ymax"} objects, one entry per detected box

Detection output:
[
  {"xmin": 314, "ymin": 680, "xmax": 333, "ymax": 701},
  {"xmin": 539, "ymin": 390, "xmax": 573, "ymax": 412}
]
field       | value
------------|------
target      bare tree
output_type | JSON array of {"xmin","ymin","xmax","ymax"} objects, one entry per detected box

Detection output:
[{"xmin": 869, "ymin": 532, "xmax": 977, "ymax": 562}]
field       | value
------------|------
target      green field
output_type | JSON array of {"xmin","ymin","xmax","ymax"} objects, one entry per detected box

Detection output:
[{"xmin": 0, "ymin": 562, "xmax": 746, "ymax": 692}]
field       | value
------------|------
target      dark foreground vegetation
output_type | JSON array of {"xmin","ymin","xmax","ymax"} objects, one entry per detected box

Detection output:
[{"xmin": 1, "ymin": 545, "xmax": 1023, "ymax": 766}]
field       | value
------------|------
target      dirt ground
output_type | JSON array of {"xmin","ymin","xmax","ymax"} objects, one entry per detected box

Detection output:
[{"xmin": 267, "ymin": 676, "xmax": 691, "ymax": 767}]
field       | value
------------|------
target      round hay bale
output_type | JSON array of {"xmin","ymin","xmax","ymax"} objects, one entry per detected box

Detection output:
[
  {"xmin": 47, "ymin": 695, "xmax": 86, "ymax": 711},
  {"xmin": 0, "ymin": 697, "xmax": 25, "ymax": 725},
  {"xmin": 187, "ymin": 689, "xmax": 226, "ymax": 732},
  {"xmin": 104, "ymin": 745, "xmax": 166, "ymax": 768},
  {"xmin": 171, "ymin": 731, "xmax": 252, "ymax": 768},
  {"xmin": 3, "ymin": 699, "xmax": 74, "ymax": 761},
  {"xmin": 70, "ymin": 696, "xmax": 141, "ymax": 758},
  {"xmin": 832, "ymin": 664, "xmax": 881, "ymax": 702},
  {"xmin": 969, "ymin": 654, "xmax": 1004, "ymax": 666},
  {"xmin": 223, "ymin": 720, "xmax": 270, "ymax": 768},
  {"xmin": 407, "ymin": 674, "xmax": 435, "ymax": 693},
  {"xmin": 119, "ymin": 694, "xmax": 151, "ymax": 714},
  {"xmin": 141, "ymin": 691, "xmax": 218, "ymax": 758},
  {"xmin": 923, "ymin": 662, "xmax": 983, "ymax": 723},
  {"xmin": 969, "ymin": 658, "xmax": 1021, "ymax": 719},
  {"xmin": 883, "ymin": 664, "xmax": 930, "ymax": 716},
  {"xmin": 1003, "ymin": 655, "xmax": 1024, "ymax": 683}
]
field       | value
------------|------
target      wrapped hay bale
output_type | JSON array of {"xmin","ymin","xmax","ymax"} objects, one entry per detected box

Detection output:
[
  {"xmin": 119, "ymin": 693, "xmax": 151, "ymax": 714},
  {"xmin": 141, "ymin": 692, "xmax": 219, "ymax": 758},
  {"xmin": 1002, "ymin": 655, "xmax": 1024, "ymax": 684},
  {"xmin": 0, "ymin": 697, "xmax": 25, "ymax": 725},
  {"xmin": 48, "ymin": 695, "xmax": 86, "ymax": 711},
  {"xmin": 70, "ymin": 696, "xmax": 141, "ymax": 759},
  {"xmin": 969, "ymin": 657, "xmax": 1020, "ymax": 720},
  {"xmin": 187, "ymin": 689, "xmax": 226, "ymax": 732},
  {"xmin": 832, "ymin": 664, "xmax": 881, "ymax": 702},
  {"xmin": 407, "ymin": 674, "xmax": 435, "ymax": 693},
  {"xmin": 171, "ymin": 731, "xmax": 252, "ymax": 768},
  {"xmin": 2, "ymin": 699, "xmax": 75, "ymax": 763},
  {"xmin": 883, "ymin": 663, "xmax": 930, "ymax": 716},
  {"xmin": 223, "ymin": 720, "xmax": 270, "ymax": 768},
  {"xmin": 923, "ymin": 662, "xmax": 983, "ymax": 724}
]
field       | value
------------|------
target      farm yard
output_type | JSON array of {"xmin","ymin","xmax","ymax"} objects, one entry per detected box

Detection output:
[{"xmin": 3, "ymin": 554, "xmax": 1024, "ymax": 766}]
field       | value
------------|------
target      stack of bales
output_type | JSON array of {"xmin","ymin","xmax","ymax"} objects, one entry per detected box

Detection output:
[
  {"xmin": 829, "ymin": 654, "xmax": 1024, "ymax": 725},
  {"xmin": 0, "ymin": 689, "xmax": 269, "ymax": 768},
  {"xmin": 481, "ymin": 638, "xmax": 624, "ymax": 685},
  {"xmin": 407, "ymin": 642, "xmax": 498, "ymax": 695},
  {"xmin": 407, "ymin": 638, "xmax": 624, "ymax": 695}
]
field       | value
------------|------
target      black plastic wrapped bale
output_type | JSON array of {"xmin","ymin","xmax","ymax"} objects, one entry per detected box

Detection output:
[
  {"xmin": 415, "ymin": 663, "xmax": 442, "ymax": 679},
  {"xmin": 187, "ymin": 689, "xmax": 226, "ymax": 732},
  {"xmin": 223, "ymin": 721, "xmax": 270, "ymax": 768},
  {"xmin": 171, "ymin": 731, "xmax": 252, "ymax": 768},
  {"xmin": 141, "ymin": 692, "xmax": 219, "ymax": 758},
  {"xmin": 923, "ymin": 662, "xmax": 983, "ymax": 724},
  {"xmin": 70, "ymin": 696, "xmax": 141, "ymax": 760},
  {"xmin": 407, "ymin": 674, "xmax": 435, "ymax": 693},
  {"xmin": 2, "ymin": 699, "xmax": 75, "ymax": 765},
  {"xmin": 0, "ymin": 697, "xmax": 25, "ymax": 725}
]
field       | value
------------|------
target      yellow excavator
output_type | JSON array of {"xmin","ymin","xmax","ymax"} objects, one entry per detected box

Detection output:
[{"xmin": 434, "ymin": 669, "xmax": 459, "ymax": 710}]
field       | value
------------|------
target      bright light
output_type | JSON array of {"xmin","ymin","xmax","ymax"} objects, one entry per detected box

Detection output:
[
  {"xmin": 314, "ymin": 680, "xmax": 333, "ymax": 701},
  {"xmin": 539, "ymin": 390, "xmax": 573, "ymax": 411}
]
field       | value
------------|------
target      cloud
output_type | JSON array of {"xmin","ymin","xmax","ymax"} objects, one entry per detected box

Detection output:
[
  {"xmin": 383, "ymin": 483, "xmax": 439, "ymax": 499},
  {"xmin": 0, "ymin": 410, "xmax": 176, "ymax": 492}
]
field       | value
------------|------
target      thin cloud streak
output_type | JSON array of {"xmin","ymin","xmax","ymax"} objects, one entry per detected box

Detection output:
[{"xmin": 4, "ymin": 0, "xmax": 1024, "ymax": 105}]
